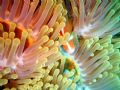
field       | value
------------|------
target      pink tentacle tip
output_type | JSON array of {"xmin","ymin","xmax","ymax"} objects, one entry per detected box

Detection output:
[{"xmin": 0, "ymin": 66, "xmax": 4, "ymax": 70}]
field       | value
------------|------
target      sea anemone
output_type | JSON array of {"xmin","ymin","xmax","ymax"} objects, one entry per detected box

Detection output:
[
  {"xmin": 0, "ymin": 0, "xmax": 70, "ymax": 78},
  {"xmin": 72, "ymin": 34, "xmax": 120, "ymax": 90},
  {"xmin": 1, "ymin": 55, "xmax": 81, "ymax": 90},
  {"xmin": 70, "ymin": 0, "xmax": 120, "ymax": 38},
  {"xmin": 62, "ymin": 0, "xmax": 120, "ymax": 90},
  {"xmin": 2, "ymin": 0, "xmax": 120, "ymax": 90}
]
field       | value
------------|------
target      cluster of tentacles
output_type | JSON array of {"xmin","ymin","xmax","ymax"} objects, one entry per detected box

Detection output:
[
  {"xmin": 65, "ymin": 0, "xmax": 120, "ymax": 90},
  {"xmin": 0, "ymin": 0, "xmax": 70, "ymax": 77},
  {"xmin": 0, "ymin": 0, "xmax": 83, "ymax": 90},
  {"xmin": 1, "ymin": 0, "xmax": 120, "ymax": 90}
]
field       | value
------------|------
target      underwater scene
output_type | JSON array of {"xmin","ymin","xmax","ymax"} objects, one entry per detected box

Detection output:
[{"xmin": 0, "ymin": 0, "xmax": 120, "ymax": 90}]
